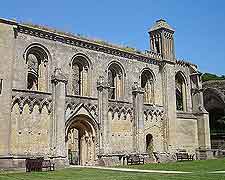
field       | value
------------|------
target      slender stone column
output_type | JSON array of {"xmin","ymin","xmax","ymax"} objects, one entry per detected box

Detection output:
[
  {"xmin": 51, "ymin": 68, "xmax": 68, "ymax": 166},
  {"xmin": 97, "ymin": 76, "xmax": 111, "ymax": 154},
  {"xmin": 161, "ymin": 63, "xmax": 177, "ymax": 152},
  {"xmin": 191, "ymin": 73, "xmax": 211, "ymax": 150},
  {"xmin": 132, "ymin": 82, "xmax": 145, "ymax": 153}
]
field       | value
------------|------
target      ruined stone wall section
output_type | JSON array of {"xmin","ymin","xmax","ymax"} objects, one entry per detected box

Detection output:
[
  {"xmin": 11, "ymin": 102, "xmax": 51, "ymax": 156},
  {"xmin": 10, "ymin": 90, "xmax": 52, "ymax": 157},
  {"xmin": 111, "ymin": 111, "xmax": 133, "ymax": 153},
  {"xmin": 144, "ymin": 105, "xmax": 165, "ymax": 152},
  {"xmin": 176, "ymin": 117, "xmax": 199, "ymax": 154}
]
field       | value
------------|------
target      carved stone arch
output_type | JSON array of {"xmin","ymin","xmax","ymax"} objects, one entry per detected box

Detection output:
[
  {"xmin": 31, "ymin": 98, "xmax": 42, "ymax": 113},
  {"xmin": 175, "ymin": 70, "xmax": 188, "ymax": 86},
  {"xmin": 40, "ymin": 98, "xmax": 51, "ymax": 114},
  {"xmin": 139, "ymin": 67, "xmax": 156, "ymax": 81},
  {"xmin": 107, "ymin": 60, "xmax": 126, "ymax": 77},
  {"xmin": 120, "ymin": 107, "xmax": 127, "ymax": 120},
  {"xmin": 23, "ymin": 43, "xmax": 51, "ymax": 63},
  {"xmin": 108, "ymin": 107, "xmax": 114, "ymax": 112},
  {"xmin": 70, "ymin": 53, "xmax": 93, "ymax": 70},
  {"xmin": 108, "ymin": 107, "xmax": 114, "ymax": 119},
  {"xmin": 23, "ymin": 102, "xmax": 32, "ymax": 114},
  {"xmin": 107, "ymin": 61, "xmax": 125, "ymax": 100},
  {"xmin": 203, "ymin": 87, "xmax": 225, "ymax": 149},
  {"xmin": 65, "ymin": 103, "xmax": 99, "ymax": 133},
  {"xmin": 70, "ymin": 53, "xmax": 92, "ymax": 96},
  {"xmin": 203, "ymin": 88, "xmax": 225, "ymax": 111},
  {"xmin": 21, "ymin": 97, "xmax": 33, "ymax": 113},
  {"xmin": 24, "ymin": 43, "xmax": 51, "ymax": 91},
  {"xmin": 11, "ymin": 97, "xmax": 23, "ymax": 113},
  {"xmin": 175, "ymin": 71, "xmax": 188, "ymax": 111},
  {"xmin": 140, "ymin": 68, "xmax": 155, "ymax": 104},
  {"xmin": 22, "ymin": 96, "xmax": 32, "ymax": 105}
]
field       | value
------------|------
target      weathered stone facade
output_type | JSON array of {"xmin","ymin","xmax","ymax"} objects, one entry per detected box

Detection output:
[
  {"xmin": 203, "ymin": 80, "xmax": 225, "ymax": 153},
  {"xmin": 0, "ymin": 18, "xmax": 211, "ymax": 168}
]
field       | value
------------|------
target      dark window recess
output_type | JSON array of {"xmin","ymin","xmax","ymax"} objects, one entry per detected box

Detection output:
[
  {"xmin": 155, "ymin": 39, "xmax": 160, "ymax": 54},
  {"xmin": 0, "ymin": 79, "xmax": 2, "ymax": 94}
]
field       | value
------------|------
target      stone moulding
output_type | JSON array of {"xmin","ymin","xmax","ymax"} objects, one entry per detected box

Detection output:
[
  {"xmin": 143, "ymin": 104, "xmax": 164, "ymax": 119},
  {"xmin": 11, "ymin": 89, "xmax": 52, "ymax": 114},
  {"xmin": 176, "ymin": 111, "xmax": 197, "ymax": 119},
  {"xmin": 176, "ymin": 59, "xmax": 197, "ymax": 68},
  {"xmin": 108, "ymin": 100, "xmax": 133, "ymax": 120},
  {"xmin": 65, "ymin": 96, "xmax": 98, "ymax": 120},
  {"xmin": 15, "ymin": 24, "xmax": 163, "ymax": 65}
]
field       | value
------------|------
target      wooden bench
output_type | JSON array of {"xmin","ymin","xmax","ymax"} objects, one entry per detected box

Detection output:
[
  {"xmin": 127, "ymin": 155, "xmax": 144, "ymax": 165},
  {"xmin": 42, "ymin": 160, "xmax": 55, "ymax": 171},
  {"xmin": 26, "ymin": 158, "xmax": 55, "ymax": 172},
  {"xmin": 26, "ymin": 158, "xmax": 43, "ymax": 172},
  {"xmin": 176, "ymin": 153, "xmax": 194, "ymax": 161}
]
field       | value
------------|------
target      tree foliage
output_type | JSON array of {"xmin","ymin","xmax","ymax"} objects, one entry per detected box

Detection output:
[{"xmin": 201, "ymin": 73, "xmax": 225, "ymax": 82}]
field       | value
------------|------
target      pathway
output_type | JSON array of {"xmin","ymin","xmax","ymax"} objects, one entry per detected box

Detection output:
[{"xmin": 70, "ymin": 165, "xmax": 191, "ymax": 174}]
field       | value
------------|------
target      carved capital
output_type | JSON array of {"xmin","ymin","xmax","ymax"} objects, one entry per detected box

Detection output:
[
  {"xmin": 97, "ymin": 76, "xmax": 109, "ymax": 91},
  {"xmin": 51, "ymin": 68, "xmax": 68, "ymax": 84},
  {"xmin": 132, "ymin": 82, "xmax": 144, "ymax": 95}
]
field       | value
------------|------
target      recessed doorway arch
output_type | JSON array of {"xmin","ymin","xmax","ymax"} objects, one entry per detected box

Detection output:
[
  {"xmin": 203, "ymin": 88, "xmax": 225, "ymax": 149},
  {"xmin": 66, "ymin": 114, "xmax": 97, "ymax": 165}
]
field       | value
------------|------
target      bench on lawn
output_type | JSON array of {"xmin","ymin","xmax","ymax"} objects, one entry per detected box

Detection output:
[
  {"xmin": 42, "ymin": 160, "xmax": 55, "ymax": 171},
  {"xmin": 127, "ymin": 155, "xmax": 144, "ymax": 165},
  {"xmin": 176, "ymin": 153, "xmax": 194, "ymax": 161},
  {"xmin": 26, "ymin": 158, "xmax": 55, "ymax": 172}
]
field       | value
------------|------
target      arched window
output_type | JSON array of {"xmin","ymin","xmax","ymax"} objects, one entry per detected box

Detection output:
[
  {"xmin": 141, "ymin": 70, "xmax": 154, "ymax": 104},
  {"xmin": 175, "ymin": 72, "xmax": 187, "ymax": 111},
  {"xmin": 108, "ymin": 63, "xmax": 124, "ymax": 100},
  {"xmin": 71, "ymin": 55, "xmax": 90, "ymax": 96},
  {"xmin": 26, "ymin": 46, "xmax": 48, "ymax": 91}
]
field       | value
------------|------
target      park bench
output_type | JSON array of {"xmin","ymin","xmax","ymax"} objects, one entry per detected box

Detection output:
[
  {"xmin": 42, "ymin": 160, "xmax": 55, "ymax": 171},
  {"xmin": 127, "ymin": 155, "xmax": 144, "ymax": 165},
  {"xmin": 176, "ymin": 153, "xmax": 194, "ymax": 161},
  {"xmin": 26, "ymin": 158, "xmax": 55, "ymax": 172}
]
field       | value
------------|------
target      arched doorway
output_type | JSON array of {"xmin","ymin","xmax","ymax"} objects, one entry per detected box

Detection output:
[
  {"xmin": 203, "ymin": 88, "xmax": 225, "ymax": 149},
  {"xmin": 66, "ymin": 115, "xmax": 97, "ymax": 165}
]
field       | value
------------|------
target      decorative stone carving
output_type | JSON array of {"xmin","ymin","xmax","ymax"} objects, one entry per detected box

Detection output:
[{"xmin": 11, "ymin": 90, "xmax": 52, "ymax": 114}]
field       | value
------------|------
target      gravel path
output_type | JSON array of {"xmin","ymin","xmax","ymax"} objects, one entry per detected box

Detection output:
[{"xmin": 70, "ymin": 165, "xmax": 192, "ymax": 174}]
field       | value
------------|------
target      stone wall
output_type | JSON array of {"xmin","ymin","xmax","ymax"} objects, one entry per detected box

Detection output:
[
  {"xmin": 176, "ymin": 113, "xmax": 198, "ymax": 153},
  {"xmin": 10, "ymin": 103, "xmax": 51, "ymax": 156},
  {"xmin": 111, "ymin": 112, "xmax": 133, "ymax": 153}
]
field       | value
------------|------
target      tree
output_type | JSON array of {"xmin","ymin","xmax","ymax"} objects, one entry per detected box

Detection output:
[{"xmin": 201, "ymin": 73, "xmax": 225, "ymax": 82}]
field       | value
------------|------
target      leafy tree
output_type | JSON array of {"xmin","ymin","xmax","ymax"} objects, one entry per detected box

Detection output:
[{"xmin": 201, "ymin": 73, "xmax": 225, "ymax": 82}]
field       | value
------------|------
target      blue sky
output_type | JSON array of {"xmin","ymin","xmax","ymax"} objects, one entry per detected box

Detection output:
[{"xmin": 1, "ymin": 0, "xmax": 225, "ymax": 75}]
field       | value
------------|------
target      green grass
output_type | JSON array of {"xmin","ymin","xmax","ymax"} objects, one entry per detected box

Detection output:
[
  {"xmin": 0, "ymin": 159, "xmax": 225, "ymax": 180},
  {"xmin": 119, "ymin": 158, "xmax": 225, "ymax": 173}
]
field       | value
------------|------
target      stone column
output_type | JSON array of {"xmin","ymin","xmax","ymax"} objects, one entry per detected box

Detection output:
[
  {"xmin": 132, "ymin": 82, "xmax": 145, "ymax": 153},
  {"xmin": 191, "ymin": 73, "xmax": 211, "ymax": 152},
  {"xmin": 51, "ymin": 68, "xmax": 68, "ymax": 166},
  {"xmin": 161, "ymin": 62, "xmax": 177, "ymax": 152},
  {"xmin": 82, "ymin": 66, "xmax": 88, "ymax": 96},
  {"xmin": 97, "ymin": 76, "xmax": 111, "ymax": 154}
]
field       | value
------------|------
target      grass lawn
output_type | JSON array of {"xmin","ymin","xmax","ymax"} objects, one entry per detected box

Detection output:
[
  {"xmin": 0, "ymin": 159, "xmax": 225, "ymax": 180},
  {"xmin": 120, "ymin": 158, "xmax": 225, "ymax": 173}
]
